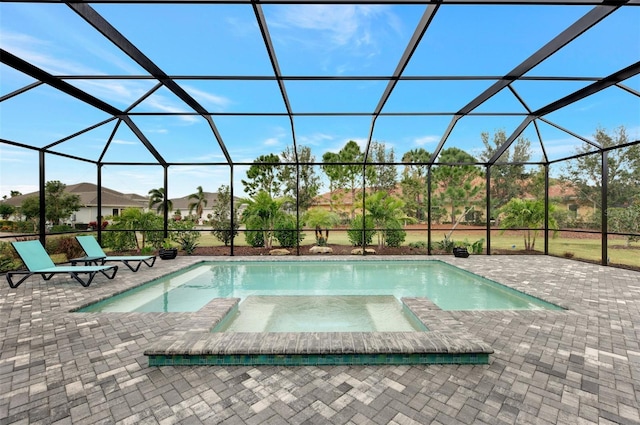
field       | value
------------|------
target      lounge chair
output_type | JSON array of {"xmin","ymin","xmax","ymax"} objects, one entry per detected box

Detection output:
[
  {"xmin": 7, "ymin": 240, "xmax": 118, "ymax": 288},
  {"xmin": 72, "ymin": 235, "xmax": 156, "ymax": 272}
]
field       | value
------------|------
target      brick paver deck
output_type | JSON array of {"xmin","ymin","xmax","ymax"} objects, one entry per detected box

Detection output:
[{"xmin": 1, "ymin": 255, "xmax": 638, "ymax": 424}]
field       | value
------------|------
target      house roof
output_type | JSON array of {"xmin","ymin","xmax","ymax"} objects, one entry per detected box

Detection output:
[
  {"xmin": 0, "ymin": 182, "xmax": 148, "ymax": 208},
  {"xmin": 312, "ymin": 178, "xmax": 579, "ymax": 207},
  {"xmin": 170, "ymin": 192, "xmax": 221, "ymax": 212}
]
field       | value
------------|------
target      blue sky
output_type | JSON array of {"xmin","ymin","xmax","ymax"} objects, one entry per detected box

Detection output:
[{"xmin": 1, "ymin": 2, "xmax": 639, "ymax": 199}]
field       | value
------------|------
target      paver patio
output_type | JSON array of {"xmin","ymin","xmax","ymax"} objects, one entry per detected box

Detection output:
[{"xmin": 1, "ymin": 255, "xmax": 638, "ymax": 424}]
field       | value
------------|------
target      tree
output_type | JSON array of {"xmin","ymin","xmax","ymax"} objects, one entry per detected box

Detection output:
[
  {"xmin": 18, "ymin": 196, "xmax": 40, "ymax": 232},
  {"xmin": 302, "ymin": 208, "xmax": 340, "ymax": 245},
  {"xmin": 339, "ymin": 141, "xmax": 365, "ymax": 219},
  {"xmin": 0, "ymin": 203, "xmax": 15, "ymax": 219},
  {"xmin": 44, "ymin": 181, "xmax": 81, "ymax": 225},
  {"xmin": 188, "ymin": 186, "xmax": 208, "ymax": 221},
  {"xmin": 321, "ymin": 151, "xmax": 345, "ymax": 213},
  {"xmin": 209, "ymin": 184, "xmax": 239, "ymax": 246},
  {"xmin": 400, "ymin": 148, "xmax": 431, "ymax": 221},
  {"xmin": 103, "ymin": 208, "xmax": 162, "ymax": 252},
  {"xmin": 279, "ymin": 145, "xmax": 321, "ymax": 211},
  {"xmin": 367, "ymin": 141, "xmax": 397, "ymax": 192},
  {"xmin": 148, "ymin": 187, "xmax": 172, "ymax": 215},
  {"xmin": 240, "ymin": 191, "xmax": 288, "ymax": 249},
  {"xmin": 607, "ymin": 203, "xmax": 640, "ymax": 247},
  {"xmin": 320, "ymin": 141, "xmax": 366, "ymax": 219},
  {"xmin": 242, "ymin": 154, "xmax": 281, "ymax": 198},
  {"xmin": 562, "ymin": 126, "xmax": 639, "ymax": 210},
  {"xmin": 479, "ymin": 130, "xmax": 531, "ymax": 214},
  {"xmin": 20, "ymin": 197, "xmax": 40, "ymax": 221},
  {"xmin": 433, "ymin": 147, "xmax": 482, "ymax": 224},
  {"xmin": 364, "ymin": 191, "xmax": 406, "ymax": 248},
  {"xmin": 499, "ymin": 198, "xmax": 557, "ymax": 251}
]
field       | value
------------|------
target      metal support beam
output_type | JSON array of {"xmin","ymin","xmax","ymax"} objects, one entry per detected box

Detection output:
[
  {"xmin": 427, "ymin": 166, "xmax": 432, "ymax": 256},
  {"xmin": 366, "ymin": 4, "xmax": 440, "ymax": 156},
  {"xmin": 252, "ymin": 2, "xmax": 297, "ymax": 161},
  {"xmin": 457, "ymin": 2, "xmax": 626, "ymax": 116},
  {"xmin": 230, "ymin": 166, "xmax": 235, "ymax": 257},
  {"xmin": 533, "ymin": 61, "xmax": 640, "ymax": 117},
  {"xmin": 163, "ymin": 166, "xmax": 169, "ymax": 239},
  {"xmin": 121, "ymin": 117, "xmax": 167, "ymax": 166},
  {"xmin": 68, "ymin": 2, "xmax": 233, "ymax": 165},
  {"xmin": 544, "ymin": 164, "xmax": 549, "ymax": 254},
  {"xmin": 0, "ymin": 48, "xmax": 123, "ymax": 117},
  {"xmin": 487, "ymin": 116, "xmax": 534, "ymax": 164},
  {"xmin": 601, "ymin": 151, "xmax": 609, "ymax": 265},
  {"xmin": 97, "ymin": 165, "xmax": 103, "ymax": 244},
  {"xmin": 485, "ymin": 165, "xmax": 491, "ymax": 256},
  {"xmin": 429, "ymin": 115, "xmax": 461, "ymax": 163},
  {"xmin": 38, "ymin": 151, "xmax": 46, "ymax": 245}
]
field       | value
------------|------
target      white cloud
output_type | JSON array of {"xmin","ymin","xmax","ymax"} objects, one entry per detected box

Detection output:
[
  {"xmin": 298, "ymin": 132, "xmax": 334, "ymax": 146},
  {"xmin": 2, "ymin": 34, "xmax": 93, "ymax": 76},
  {"xmin": 183, "ymin": 86, "xmax": 232, "ymax": 112},
  {"xmin": 71, "ymin": 79, "xmax": 154, "ymax": 108},
  {"xmin": 112, "ymin": 139, "xmax": 138, "ymax": 145},
  {"xmin": 0, "ymin": 146, "xmax": 36, "ymax": 163},
  {"xmin": 414, "ymin": 135, "xmax": 440, "ymax": 146},
  {"xmin": 276, "ymin": 5, "xmax": 387, "ymax": 47},
  {"xmin": 263, "ymin": 137, "xmax": 281, "ymax": 147},
  {"xmin": 270, "ymin": 4, "xmax": 398, "ymax": 66}
]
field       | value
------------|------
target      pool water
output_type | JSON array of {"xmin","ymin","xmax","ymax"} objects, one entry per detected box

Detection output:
[
  {"xmin": 213, "ymin": 295, "xmax": 428, "ymax": 332},
  {"xmin": 78, "ymin": 260, "xmax": 561, "ymax": 313}
]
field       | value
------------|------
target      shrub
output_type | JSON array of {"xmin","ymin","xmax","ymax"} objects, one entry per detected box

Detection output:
[
  {"xmin": 243, "ymin": 215, "xmax": 266, "ymax": 247},
  {"xmin": 46, "ymin": 236, "xmax": 84, "ymax": 260},
  {"xmin": 210, "ymin": 218, "xmax": 239, "ymax": 246},
  {"xmin": 103, "ymin": 231, "xmax": 137, "ymax": 252},
  {"xmin": 471, "ymin": 238, "xmax": 485, "ymax": 254},
  {"xmin": 347, "ymin": 215, "xmax": 375, "ymax": 247},
  {"xmin": 49, "ymin": 224, "xmax": 74, "ymax": 234},
  {"xmin": 13, "ymin": 221, "xmax": 36, "ymax": 233},
  {"xmin": 274, "ymin": 215, "xmax": 304, "ymax": 248},
  {"xmin": 170, "ymin": 219, "xmax": 200, "ymax": 255},
  {"xmin": 0, "ymin": 241, "xmax": 20, "ymax": 272},
  {"xmin": 436, "ymin": 234, "xmax": 455, "ymax": 253},
  {"xmin": 245, "ymin": 228, "xmax": 265, "ymax": 248},
  {"xmin": 383, "ymin": 223, "xmax": 406, "ymax": 248}
]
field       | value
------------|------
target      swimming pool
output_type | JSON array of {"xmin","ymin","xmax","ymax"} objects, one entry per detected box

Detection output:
[{"xmin": 79, "ymin": 260, "xmax": 561, "ymax": 313}]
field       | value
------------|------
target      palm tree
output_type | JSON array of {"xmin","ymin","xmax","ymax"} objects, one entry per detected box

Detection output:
[
  {"xmin": 148, "ymin": 188, "xmax": 172, "ymax": 215},
  {"xmin": 499, "ymin": 198, "xmax": 558, "ymax": 251},
  {"xmin": 303, "ymin": 208, "xmax": 340, "ymax": 246},
  {"xmin": 188, "ymin": 186, "xmax": 208, "ymax": 221},
  {"xmin": 240, "ymin": 191, "xmax": 286, "ymax": 249},
  {"xmin": 365, "ymin": 191, "xmax": 406, "ymax": 248}
]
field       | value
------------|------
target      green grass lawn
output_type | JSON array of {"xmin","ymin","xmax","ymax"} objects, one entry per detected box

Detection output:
[
  {"xmin": 196, "ymin": 227, "xmax": 640, "ymax": 268},
  {"xmin": 28, "ymin": 227, "xmax": 638, "ymax": 270}
]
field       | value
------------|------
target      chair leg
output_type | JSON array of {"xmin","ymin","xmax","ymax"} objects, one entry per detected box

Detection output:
[
  {"xmin": 144, "ymin": 257, "xmax": 157, "ymax": 268},
  {"xmin": 6, "ymin": 272, "xmax": 32, "ymax": 288},
  {"xmin": 122, "ymin": 261, "xmax": 142, "ymax": 272},
  {"xmin": 99, "ymin": 266, "xmax": 119, "ymax": 279},
  {"xmin": 69, "ymin": 272, "xmax": 96, "ymax": 287}
]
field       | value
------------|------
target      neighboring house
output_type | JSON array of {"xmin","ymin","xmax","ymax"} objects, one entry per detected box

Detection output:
[
  {"xmin": 169, "ymin": 192, "xmax": 243, "ymax": 224},
  {"xmin": 0, "ymin": 182, "xmax": 148, "ymax": 225},
  {"xmin": 311, "ymin": 179, "xmax": 588, "ymax": 223}
]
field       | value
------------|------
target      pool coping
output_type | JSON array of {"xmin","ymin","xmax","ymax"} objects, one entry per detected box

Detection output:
[{"xmin": 143, "ymin": 296, "xmax": 494, "ymax": 366}]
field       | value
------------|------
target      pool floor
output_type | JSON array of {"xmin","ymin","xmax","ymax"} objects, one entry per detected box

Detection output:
[{"xmin": 213, "ymin": 295, "xmax": 428, "ymax": 333}]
